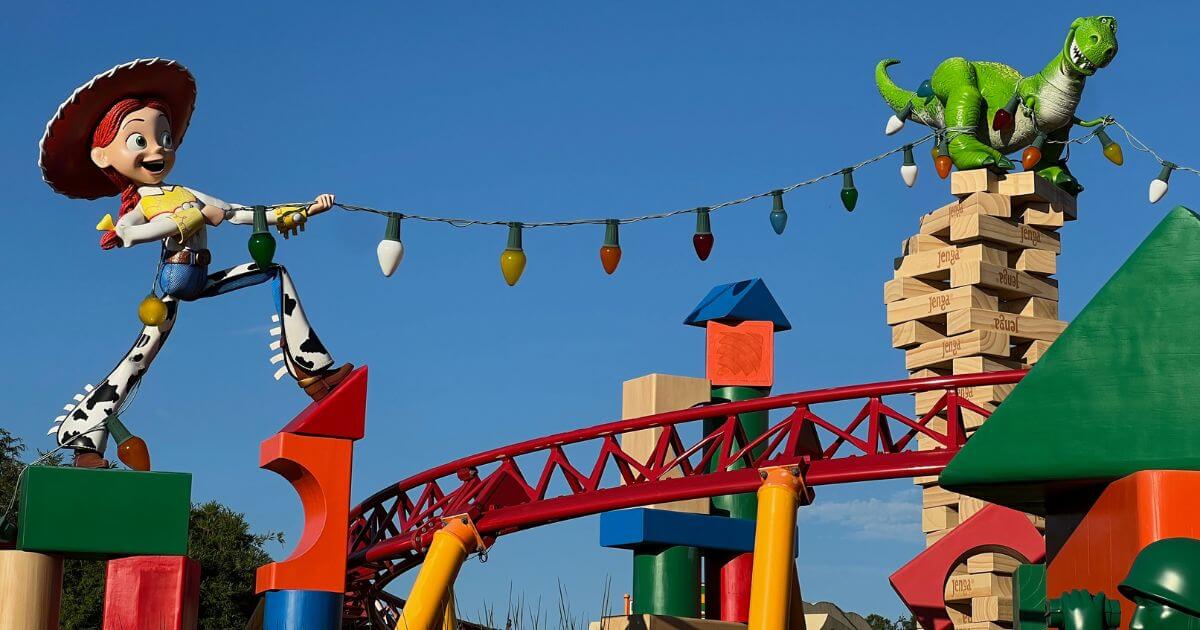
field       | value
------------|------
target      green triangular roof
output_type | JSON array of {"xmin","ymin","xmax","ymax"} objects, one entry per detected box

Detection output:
[{"xmin": 940, "ymin": 207, "xmax": 1200, "ymax": 514}]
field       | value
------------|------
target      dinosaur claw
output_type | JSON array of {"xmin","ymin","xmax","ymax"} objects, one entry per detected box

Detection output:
[{"xmin": 995, "ymin": 157, "xmax": 1014, "ymax": 171}]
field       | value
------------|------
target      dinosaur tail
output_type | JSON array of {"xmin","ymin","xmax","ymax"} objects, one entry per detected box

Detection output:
[{"xmin": 875, "ymin": 59, "xmax": 917, "ymax": 113}]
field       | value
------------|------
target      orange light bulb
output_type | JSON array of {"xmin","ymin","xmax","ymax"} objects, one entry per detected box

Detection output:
[
  {"xmin": 118, "ymin": 436, "xmax": 151, "ymax": 471},
  {"xmin": 935, "ymin": 155, "xmax": 953, "ymax": 179},
  {"xmin": 1022, "ymin": 146, "xmax": 1042, "ymax": 170}
]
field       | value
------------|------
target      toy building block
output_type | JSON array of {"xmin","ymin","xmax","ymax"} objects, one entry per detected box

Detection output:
[
  {"xmin": 1012, "ymin": 249, "xmax": 1057, "ymax": 276},
  {"xmin": 920, "ymin": 198, "xmax": 1014, "ymax": 236},
  {"xmin": 951, "ymin": 169, "xmax": 1002, "ymax": 196},
  {"xmin": 103, "ymin": 556, "xmax": 200, "ymax": 630},
  {"xmin": 950, "ymin": 214, "xmax": 1060, "ymax": 253},
  {"xmin": 0, "ymin": 549, "xmax": 62, "ymax": 630},
  {"xmin": 619, "ymin": 374, "xmax": 711, "ymax": 514},
  {"xmin": 886, "ymin": 286, "xmax": 998, "ymax": 325},
  {"xmin": 1003, "ymin": 297, "xmax": 1059, "ymax": 319},
  {"xmin": 945, "ymin": 309, "xmax": 1067, "ymax": 342},
  {"xmin": 922, "ymin": 506, "xmax": 960, "ymax": 533},
  {"xmin": 891, "ymin": 320, "xmax": 944, "ymax": 349},
  {"xmin": 683, "ymin": 278, "xmax": 791, "ymax": 331},
  {"xmin": 904, "ymin": 329, "xmax": 1010, "ymax": 370},
  {"xmin": 891, "ymin": 505, "xmax": 1045, "ymax": 630},
  {"xmin": 901, "ymin": 233, "xmax": 952, "ymax": 255},
  {"xmin": 18, "ymin": 466, "xmax": 190, "ymax": 558},
  {"xmin": 279, "ymin": 366, "xmax": 368, "ymax": 440},
  {"xmin": 600, "ymin": 509, "xmax": 770, "ymax": 554},
  {"xmin": 970, "ymin": 553, "xmax": 1023, "ymax": 576},
  {"xmin": 262, "ymin": 589, "xmax": 343, "ymax": 630},
  {"xmin": 1044, "ymin": 470, "xmax": 1200, "ymax": 629},
  {"xmin": 255, "ymin": 432, "xmax": 352, "ymax": 594},
  {"xmin": 950, "ymin": 261, "xmax": 1059, "ymax": 301},
  {"xmin": 945, "ymin": 573, "xmax": 1014, "ymax": 602},
  {"xmin": 894, "ymin": 243, "xmax": 1008, "ymax": 280},
  {"xmin": 997, "ymin": 172, "xmax": 1078, "ymax": 220},
  {"xmin": 590, "ymin": 615, "xmax": 747, "ymax": 630},
  {"xmin": 884, "ymin": 277, "xmax": 944, "ymax": 303},
  {"xmin": 1020, "ymin": 203, "xmax": 1066, "ymax": 228},
  {"xmin": 706, "ymin": 320, "xmax": 774, "ymax": 387},
  {"xmin": 941, "ymin": 208, "xmax": 1200, "ymax": 512}
]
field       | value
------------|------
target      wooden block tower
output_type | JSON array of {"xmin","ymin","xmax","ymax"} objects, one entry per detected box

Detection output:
[{"xmin": 886, "ymin": 169, "xmax": 1072, "ymax": 629}]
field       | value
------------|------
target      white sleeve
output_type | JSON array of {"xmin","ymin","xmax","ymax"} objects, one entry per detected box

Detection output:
[{"xmin": 114, "ymin": 205, "xmax": 177, "ymax": 247}]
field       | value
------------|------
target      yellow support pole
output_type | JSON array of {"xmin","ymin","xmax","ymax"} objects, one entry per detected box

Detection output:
[
  {"xmin": 747, "ymin": 466, "xmax": 806, "ymax": 630},
  {"xmin": 440, "ymin": 589, "xmax": 458, "ymax": 630},
  {"xmin": 398, "ymin": 515, "xmax": 481, "ymax": 630},
  {"xmin": 788, "ymin": 563, "xmax": 807, "ymax": 630}
]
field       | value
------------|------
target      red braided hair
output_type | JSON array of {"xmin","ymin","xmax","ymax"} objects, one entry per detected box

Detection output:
[{"xmin": 92, "ymin": 97, "xmax": 171, "ymax": 250}]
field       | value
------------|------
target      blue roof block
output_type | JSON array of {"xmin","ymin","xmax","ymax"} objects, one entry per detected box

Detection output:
[
  {"xmin": 600, "ymin": 508, "xmax": 795, "ymax": 555},
  {"xmin": 683, "ymin": 278, "xmax": 791, "ymax": 331}
]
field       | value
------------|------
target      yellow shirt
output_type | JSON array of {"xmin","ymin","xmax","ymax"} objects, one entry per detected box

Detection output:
[{"xmin": 137, "ymin": 185, "xmax": 201, "ymax": 220}]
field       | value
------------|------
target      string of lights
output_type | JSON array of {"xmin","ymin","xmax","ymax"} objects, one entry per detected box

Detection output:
[{"xmin": 243, "ymin": 119, "xmax": 1193, "ymax": 285}]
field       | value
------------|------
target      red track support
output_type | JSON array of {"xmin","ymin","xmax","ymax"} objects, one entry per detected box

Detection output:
[{"xmin": 343, "ymin": 370, "xmax": 1026, "ymax": 626}]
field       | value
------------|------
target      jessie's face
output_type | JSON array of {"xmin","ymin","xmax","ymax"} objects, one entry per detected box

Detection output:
[{"xmin": 90, "ymin": 107, "xmax": 176, "ymax": 185}]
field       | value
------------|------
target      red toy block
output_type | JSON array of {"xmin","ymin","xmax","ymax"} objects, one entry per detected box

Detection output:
[
  {"xmin": 706, "ymin": 321, "xmax": 774, "ymax": 387},
  {"xmin": 279, "ymin": 366, "xmax": 368, "ymax": 440},
  {"xmin": 891, "ymin": 504, "xmax": 1045, "ymax": 630},
  {"xmin": 1047, "ymin": 470, "xmax": 1200, "ymax": 629},
  {"xmin": 255, "ymin": 432, "xmax": 353, "ymax": 594},
  {"xmin": 103, "ymin": 555, "xmax": 200, "ymax": 630}
]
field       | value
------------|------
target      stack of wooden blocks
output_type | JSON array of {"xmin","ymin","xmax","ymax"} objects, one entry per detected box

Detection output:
[{"xmin": 885, "ymin": 168, "xmax": 1072, "ymax": 630}]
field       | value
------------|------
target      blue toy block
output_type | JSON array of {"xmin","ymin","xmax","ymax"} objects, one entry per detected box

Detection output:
[
  {"xmin": 264, "ymin": 590, "xmax": 343, "ymax": 630},
  {"xmin": 683, "ymin": 278, "xmax": 791, "ymax": 331},
  {"xmin": 600, "ymin": 508, "xmax": 795, "ymax": 554}
]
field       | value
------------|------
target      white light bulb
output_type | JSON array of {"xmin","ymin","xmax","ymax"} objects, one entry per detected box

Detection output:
[
  {"xmin": 885, "ymin": 115, "xmax": 905, "ymax": 136},
  {"xmin": 1149, "ymin": 178, "xmax": 1169, "ymax": 204},
  {"xmin": 900, "ymin": 164, "xmax": 918, "ymax": 187},
  {"xmin": 377, "ymin": 239, "xmax": 404, "ymax": 277}
]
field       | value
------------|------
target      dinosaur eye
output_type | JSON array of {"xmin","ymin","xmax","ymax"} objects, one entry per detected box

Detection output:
[{"xmin": 125, "ymin": 133, "xmax": 147, "ymax": 151}]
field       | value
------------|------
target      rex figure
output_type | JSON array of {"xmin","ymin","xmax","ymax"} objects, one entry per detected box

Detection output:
[{"xmin": 875, "ymin": 15, "xmax": 1118, "ymax": 195}]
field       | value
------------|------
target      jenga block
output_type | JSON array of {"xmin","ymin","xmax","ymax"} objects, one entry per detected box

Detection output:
[
  {"xmin": 1028, "ymin": 514, "xmax": 1046, "ymax": 531},
  {"xmin": 905, "ymin": 330, "xmax": 1011, "ymax": 370},
  {"xmin": 962, "ymin": 192, "xmax": 1014, "ymax": 218},
  {"xmin": 952, "ymin": 169, "xmax": 1002, "ymax": 196},
  {"xmin": 915, "ymin": 384, "xmax": 1013, "ymax": 415},
  {"xmin": 926, "ymin": 528, "xmax": 951, "ymax": 548},
  {"xmin": 895, "ymin": 244, "xmax": 1008, "ymax": 280},
  {"xmin": 923, "ymin": 486, "xmax": 960, "ymax": 508},
  {"xmin": 104, "ymin": 556, "xmax": 201, "ymax": 630},
  {"xmin": 946, "ymin": 573, "xmax": 1014, "ymax": 602},
  {"xmin": 903, "ymin": 233, "xmax": 953, "ymax": 255},
  {"xmin": 918, "ymin": 432, "xmax": 946, "ymax": 451},
  {"xmin": 892, "ymin": 320, "xmax": 945, "ymax": 349},
  {"xmin": 958, "ymin": 495, "xmax": 988, "ymax": 521},
  {"xmin": 1020, "ymin": 202, "xmax": 1065, "ymax": 228},
  {"xmin": 953, "ymin": 356, "xmax": 1025, "ymax": 373},
  {"xmin": 1001, "ymin": 297, "xmax": 1059, "ymax": 319},
  {"xmin": 921, "ymin": 200, "xmax": 1013, "ymax": 236},
  {"xmin": 620, "ymin": 374, "xmax": 712, "ymax": 513},
  {"xmin": 999, "ymin": 171, "xmax": 1078, "ymax": 220},
  {"xmin": 921, "ymin": 504, "xmax": 960, "ymax": 528},
  {"xmin": 0, "ymin": 550, "xmax": 62, "ymax": 630},
  {"xmin": 954, "ymin": 623, "xmax": 1010, "ymax": 630},
  {"xmin": 910, "ymin": 367, "xmax": 951, "ymax": 379},
  {"xmin": 887, "ymin": 286, "xmax": 998, "ymax": 325},
  {"xmin": 913, "ymin": 474, "xmax": 940, "ymax": 486},
  {"xmin": 950, "ymin": 214, "xmax": 1061, "ymax": 253},
  {"xmin": 884, "ymin": 277, "xmax": 946, "ymax": 303},
  {"xmin": 18, "ymin": 467, "xmax": 191, "ymax": 558},
  {"xmin": 951, "ymin": 261, "xmax": 1059, "ymax": 301},
  {"xmin": 968, "ymin": 553, "xmax": 1023, "ymax": 575},
  {"xmin": 1014, "ymin": 340, "xmax": 1055, "ymax": 365},
  {"xmin": 970, "ymin": 596, "xmax": 1014, "ymax": 622},
  {"xmin": 1011, "ymin": 249, "xmax": 1056, "ymax": 275},
  {"xmin": 946, "ymin": 309, "xmax": 1068, "ymax": 342}
]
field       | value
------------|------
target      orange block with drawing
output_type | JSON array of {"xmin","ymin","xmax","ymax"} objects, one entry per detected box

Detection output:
[{"xmin": 706, "ymin": 320, "xmax": 774, "ymax": 387}]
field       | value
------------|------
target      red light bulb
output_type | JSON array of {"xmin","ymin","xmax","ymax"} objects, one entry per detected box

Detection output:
[
  {"xmin": 692, "ymin": 207, "xmax": 714, "ymax": 261},
  {"xmin": 935, "ymin": 155, "xmax": 953, "ymax": 179}
]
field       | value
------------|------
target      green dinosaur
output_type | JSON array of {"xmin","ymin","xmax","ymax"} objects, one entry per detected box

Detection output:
[{"xmin": 875, "ymin": 16, "xmax": 1118, "ymax": 195}]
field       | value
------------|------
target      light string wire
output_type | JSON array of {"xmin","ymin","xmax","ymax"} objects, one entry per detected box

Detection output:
[{"xmin": 246, "ymin": 119, "xmax": 1193, "ymax": 230}]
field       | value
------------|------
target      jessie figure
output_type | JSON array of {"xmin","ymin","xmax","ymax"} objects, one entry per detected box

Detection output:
[{"xmin": 39, "ymin": 58, "xmax": 353, "ymax": 468}]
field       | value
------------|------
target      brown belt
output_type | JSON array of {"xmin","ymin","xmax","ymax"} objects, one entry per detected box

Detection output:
[{"xmin": 163, "ymin": 249, "xmax": 211, "ymax": 266}]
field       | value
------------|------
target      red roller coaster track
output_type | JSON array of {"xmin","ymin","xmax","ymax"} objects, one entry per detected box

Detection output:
[{"xmin": 343, "ymin": 369, "xmax": 1027, "ymax": 626}]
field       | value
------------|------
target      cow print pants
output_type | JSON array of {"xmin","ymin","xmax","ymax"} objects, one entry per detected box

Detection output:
[{"xmin": 52, "ymin": 262, "xmax": 335, "ymax": 453}]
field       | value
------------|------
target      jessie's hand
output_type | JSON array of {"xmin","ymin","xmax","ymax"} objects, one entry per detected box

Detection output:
[
  {"xmin": 201, "ymin": 205, "xmax": 225, "ymax": 227},
  {"xmin": 307, "ymin": 193, "xmax": 335, "ymax": 216}
]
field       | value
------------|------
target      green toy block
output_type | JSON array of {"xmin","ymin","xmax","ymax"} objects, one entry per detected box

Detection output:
[
  {"xmin": 941, "ymin": 207, "xmax": 1200, "ymax": 513},
  {"xmin": 17, "ymin": 466, "xmax": 191, "ymax": 558},
  {"xmin": 1015, "ymin": 563, "xmax": 1048, "ymax": 630}
]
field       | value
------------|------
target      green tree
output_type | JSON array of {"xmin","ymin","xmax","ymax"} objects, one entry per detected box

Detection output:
[
  {"xmin": 0, "ymin": 428, "xmax": 282, "ymax": 629},
  {"xmin": 866, "ymin": 613, "xmax": 898, "ymax": 630}
]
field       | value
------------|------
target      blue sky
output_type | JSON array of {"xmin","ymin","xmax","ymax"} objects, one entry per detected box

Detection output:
[{"xmin": 2, "ymin": 1, "xmax": 1197, "ymax": 621}]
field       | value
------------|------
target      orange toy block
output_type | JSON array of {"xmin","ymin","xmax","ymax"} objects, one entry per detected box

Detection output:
[
  {"xmin": 255, "ymin": 432, "xmax": 353, "ymax": 594},
  {"xmin": 1047, "ymin": 470, "xmax": 1200, "ymax": 629},
  {"xmin": 706, "ymin": 320, "xmax": 774, "ymax": 387}
]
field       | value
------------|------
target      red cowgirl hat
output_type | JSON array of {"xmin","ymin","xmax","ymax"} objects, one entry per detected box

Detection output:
[{"xmin": 39, "ymin": 58, "xmax": 197, "ymax": 199}]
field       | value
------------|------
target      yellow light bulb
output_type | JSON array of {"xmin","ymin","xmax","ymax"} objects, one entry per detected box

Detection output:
[
  {"xmin": 500, "ymin": 249, "xmax": 526, "ymax": 286},
  {"xmin": 138, "ymin": 294, "xmax": 167, "ymax": 327}
]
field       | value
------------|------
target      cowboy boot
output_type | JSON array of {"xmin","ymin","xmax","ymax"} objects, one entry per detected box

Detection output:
[
  {"xmin": 296, "ymin": 363, "xmax": 354, "ymax": 402},
  {"xmin": 73, "ymin": 450, "xmax": 110, "ymax": 469}
]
